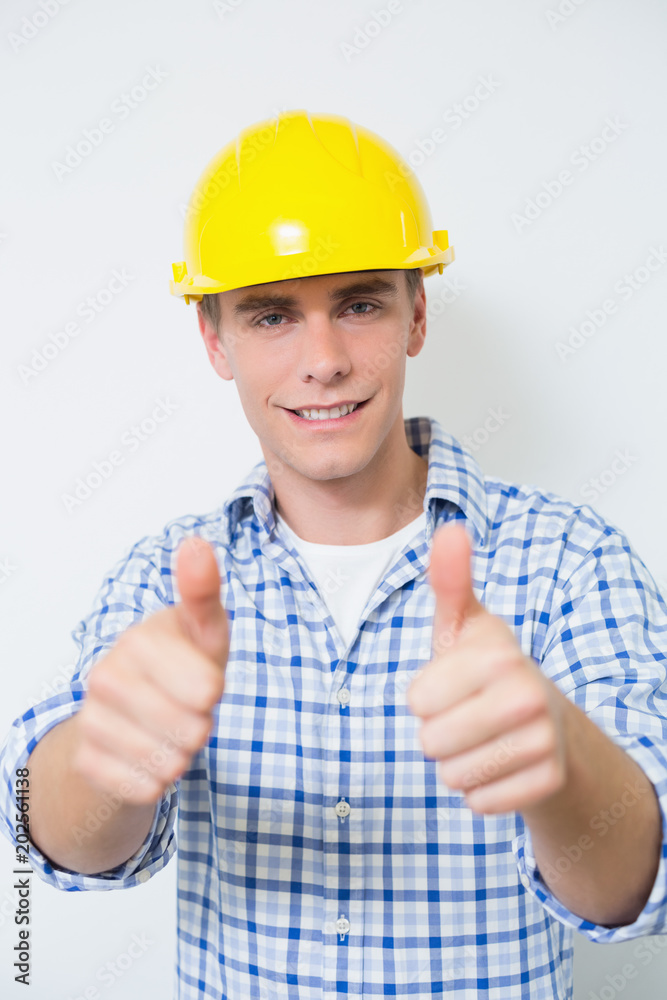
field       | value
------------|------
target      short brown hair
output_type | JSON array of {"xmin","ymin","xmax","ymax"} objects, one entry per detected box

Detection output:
[{"xmin": 199, "ymin": 267, "xmax": 423, "ymax": 335}]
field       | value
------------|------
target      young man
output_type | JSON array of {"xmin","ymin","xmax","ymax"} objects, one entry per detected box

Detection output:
[{"xmin": 2, "ymin": 110, "xmax": 667, "ymax": 1000}]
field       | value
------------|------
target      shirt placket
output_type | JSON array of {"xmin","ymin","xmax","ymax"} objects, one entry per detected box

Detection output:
[
  {"xmin": 321, "ymin": 666, "xmax": 366, "ymax": 996},
  {"xmin": 262, "ymin": 519, "xmax": 431, "ymax": 997}
]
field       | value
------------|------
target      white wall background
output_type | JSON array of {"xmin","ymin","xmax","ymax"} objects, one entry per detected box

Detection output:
[{"xmin": 1, "ymin": 0, "xmax": 666, "ymax": 996}]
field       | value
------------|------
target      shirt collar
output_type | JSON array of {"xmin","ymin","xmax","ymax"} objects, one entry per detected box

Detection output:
[{"xmin": 220, "ymin": 415, "xmax": 489, "ymax": 550}]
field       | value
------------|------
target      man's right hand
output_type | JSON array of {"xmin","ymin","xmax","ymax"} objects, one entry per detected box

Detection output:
[{"xmin": 72, "ymin": 536, "xmax": 229, "ymax": 805}]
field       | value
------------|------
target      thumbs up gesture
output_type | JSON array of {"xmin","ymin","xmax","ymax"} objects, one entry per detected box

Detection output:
[
  {"xmin": 407, "ymin": 523, "xmax": 568, "ymax": 815},
  {"xmin": 72, "ymin": 537, "xmax": 229, "ymax": 805}
]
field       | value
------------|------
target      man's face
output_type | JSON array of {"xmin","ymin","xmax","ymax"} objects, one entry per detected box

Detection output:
[{"xmin": 197, "ymin": 269, "xmax": 426, "ymax": 485}]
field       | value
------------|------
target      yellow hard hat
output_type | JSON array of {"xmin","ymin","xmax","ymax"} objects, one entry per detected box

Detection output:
[{"xmin": 170, "ymin": 109, "xmax": 455, "ymax": 304}]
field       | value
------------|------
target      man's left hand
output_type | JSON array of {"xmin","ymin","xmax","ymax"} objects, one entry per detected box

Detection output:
[{"xmin": 407, "ymin": 522, "xmax": 570, "ymax": 814}]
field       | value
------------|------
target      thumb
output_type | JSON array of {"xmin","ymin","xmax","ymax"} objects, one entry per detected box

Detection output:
[
  {"xmin": 429, "ymin": 522, "xmax": 483, "ymax": 652},
  {"xmin": 175, "ymin": 536, "xmax": 229, "ymax": 669}
]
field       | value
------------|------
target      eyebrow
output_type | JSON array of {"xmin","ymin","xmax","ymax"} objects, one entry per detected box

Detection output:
[{"xmin": 232, "ymin": 276, "xmax": 400, "ymax": 317}]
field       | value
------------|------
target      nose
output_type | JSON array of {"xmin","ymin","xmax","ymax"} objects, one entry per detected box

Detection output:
[{"xmin": 295, "ymin": 313, "xmax": 352, "ymax": 382}]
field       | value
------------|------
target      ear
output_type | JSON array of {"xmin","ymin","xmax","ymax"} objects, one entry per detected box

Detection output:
[
  {"xmin": 197, "ymin": 300, "xmax": 234, "ymax": 381},
  {"xmin": 406, "ymin": 270, "xmax": 426, "ymax": 358}
]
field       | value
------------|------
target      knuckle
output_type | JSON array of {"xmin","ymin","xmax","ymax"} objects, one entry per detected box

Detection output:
[
  {"xmin": 87, "ymin": 659, "xmax": 115, "ymax": 697},
  {"xmin": 543, "ymin": 759, "xmax": 565, "ymax": 795},
  {"xmin": 512, "ymin": 681, "xmax": 546, "ymax": 721},
  {"xmin": 113, "ymin": 627, "xmax": 137, "ymax": 657},
  {"xmin": 163, "ymin": 750, "xmax": 191, "ymax": 782},
  {"xmin": 171, "ymin": 715, "xmax": 211, "ymax": 756},
  {"xmin": 141, "ymin": 735, "xmax": 191, "ymax": 777},
  {"xmin": 129, "ymin": 780, "xmax": 163, "ymax": 806},
  {"xmin": 190, "ymin": 714, "xmax": 213, "ymax": 748},
  {"xmin": 76, "ymin": 707, "xmax": 98, "ymax": 741},
  {"xmin": 72, "ymin": 746, "xmax": 92, "ymax": 778},
  {"xmin": 483, "ymin": 643, "xmax": 520, "ymax": 678},
  {"xmin": 461, "ymin": 767, "xmax": 483, "ymax": 790},
  {"xmin": 118, "ymin": 624, "xmax": 153, "ymax": 660},
  {"xmin": 198, "ymin": 667, "xmax": 225, "ymax": 707},
  {"xmin": 534, "ymin": 721, "xmax": 557, "ymax": 757},
  {"xmin": 77, "ymin": 701, "xmax": 110, "ymax": 743},
  {"xmin": 123, "ymin": 621, "xmax": 170, "ymax": 668}
]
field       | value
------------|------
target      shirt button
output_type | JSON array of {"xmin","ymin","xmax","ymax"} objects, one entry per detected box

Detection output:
[
  {"xmin": 337, "ymin": 687, "xmax": 351, "ymax": 706},
  {"xmin": 335, "ymin": 916, "xmax": 350, "ymax": 938},
  {"xmin": 520, "ymin": 873, "xmax": 531, "ymax": 889},
  {"xmin": 334, "ymin": 798, "xmax": 351, "ymax": 819}
]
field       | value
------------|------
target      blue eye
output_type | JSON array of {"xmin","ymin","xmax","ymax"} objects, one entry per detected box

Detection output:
[
  {"xmin": 259, "ymin": 313, "xmax": 284, "ymax": 326},
  {"xmin": 254, "ymin": 301, "xmax": 378, "ymax": 327}
]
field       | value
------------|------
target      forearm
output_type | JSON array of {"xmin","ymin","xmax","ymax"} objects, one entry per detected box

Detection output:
[
  {"xmin": 521, "ymin": 695, "xmax": 662, "ymax": 926},
  {"xmin": 26, "ymin": 713, "xmax": 157, "ymax": 875}
]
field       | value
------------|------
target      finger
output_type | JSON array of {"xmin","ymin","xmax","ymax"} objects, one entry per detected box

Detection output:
[
  {"xmin": 71, "ymin": 740, "xmax": 166, "ymax": 806},
  {"xmin": 77, "ymin": 698, "xmax": 196, "ymax": 780},
  {"xmin": 429, "ymin": 522, "xmax": 483, "ymax": 649},
  {"xmin": 416, "ymin": 668, "xmax": 546, "ymax": 753},
  {"xmin": 90, "ymin": 633, "xmax": 225, "ymax": 719},
  {"xmin": 407, "ymin": 626, "xmax": 522, "ymax": 718},
  {"xmin": 436, "ymin": 716, "xmax": 558, "ymax": 792},
  {"xmin": 175, "ymin": 536, "xmax": 229, "ymax": 668},
  {"xmin": 461, "ymin": 756, "xmax": 566, "ymax": 815}
]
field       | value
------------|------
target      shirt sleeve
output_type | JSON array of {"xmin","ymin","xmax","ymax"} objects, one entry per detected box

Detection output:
[
  {"xmin": 511, "ymin": 508, "xmax": 667, "ymax": 942},
  {"xmin": 0, "ymin": 534, "xmax": 179, "ymax": 892}
]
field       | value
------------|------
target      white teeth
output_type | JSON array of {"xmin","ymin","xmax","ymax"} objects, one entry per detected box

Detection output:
[{"xmin": 295, "ymin": 402, "xmax": 359, "ymax": 420}]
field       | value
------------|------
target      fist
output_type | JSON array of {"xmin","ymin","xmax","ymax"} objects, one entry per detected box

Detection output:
[
  {"xmin": 72, "ymin": 537, "xmax": 229, "ymax": 804},
  {"xmin": 407, "ymin": 522, "xmax": 568, "ymax": 814}
]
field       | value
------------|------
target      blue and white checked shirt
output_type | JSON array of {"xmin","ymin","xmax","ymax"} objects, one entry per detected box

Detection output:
[{"xmin": 3, "ymin": 414, "xmax": 667, "ymax": 999}]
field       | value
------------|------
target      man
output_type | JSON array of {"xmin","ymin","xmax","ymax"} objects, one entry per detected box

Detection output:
[{"xmin": 2, "ymin": 109, "xmax": 667, "ymax": 999}]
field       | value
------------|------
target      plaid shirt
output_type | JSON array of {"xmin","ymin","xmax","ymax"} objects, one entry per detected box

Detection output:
[{"xmin": 2, "ymin": 414, "xmax": 667, "ymax": 1000}]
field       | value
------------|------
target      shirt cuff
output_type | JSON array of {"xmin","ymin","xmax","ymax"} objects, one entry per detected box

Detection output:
[
  {"xmin": 5, "ymin": 709, "xmax": 178, "ymax": 892},
  {"xmin": 512, "ymin": 739, "xmax": 667, "ymax": 942}
]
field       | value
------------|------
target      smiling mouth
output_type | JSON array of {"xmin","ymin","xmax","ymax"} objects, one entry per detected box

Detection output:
[{"xmin": 288, "ymin": 399, "xmax": 368, "ymax": 421}]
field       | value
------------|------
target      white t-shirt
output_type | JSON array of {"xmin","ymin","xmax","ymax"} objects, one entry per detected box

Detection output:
[{"xmin": 275, "ymin": 509, "xmax": 427, "ymax": 649}]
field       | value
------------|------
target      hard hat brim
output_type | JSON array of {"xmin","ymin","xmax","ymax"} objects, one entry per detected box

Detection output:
[{"xmin": 170, "ymin": 246, "xmax": 455, "ymax": 302}]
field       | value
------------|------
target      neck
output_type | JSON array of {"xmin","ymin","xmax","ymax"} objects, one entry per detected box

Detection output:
[{"xmin": 269, "ymin": 419, "xmax": 429, "ymax": 545}]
